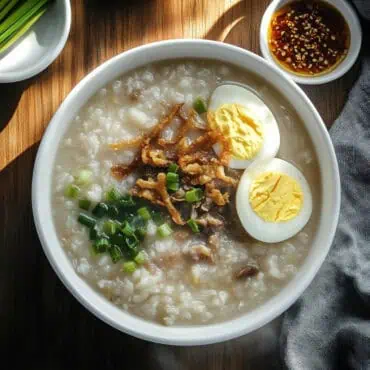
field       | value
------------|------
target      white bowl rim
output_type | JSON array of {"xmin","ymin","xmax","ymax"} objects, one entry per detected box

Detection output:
[
  {"xmin": 259, "ymin": 0, "xmax": 362, "ymax": 85},
  {"xmin": 32, "ymin": 39, "xmax": 341, "ymax": 346},
  {"xmin": 0, "ymin": 0, "xmax": 71, "ymax": 83}
]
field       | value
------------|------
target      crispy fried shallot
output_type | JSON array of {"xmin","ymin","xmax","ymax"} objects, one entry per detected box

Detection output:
[{"xmin": 133, "ymin": 173, "xmax": 185, "ymax": 225}]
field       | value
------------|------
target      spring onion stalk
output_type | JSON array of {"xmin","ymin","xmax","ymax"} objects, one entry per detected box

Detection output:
[
  {"xmin": 168, "ymin": 163, "xmax": 179, "ymax": 173},
  {"xmin": 134, "ymin": 251, "xmax": 146, "ymax": 265},
  {"xmin": 75, "ymin": 169, "xmax": 92, "ymax": 186},
  {"xmin": 78, "ymin": 213, "xmax": 97, "ymax": 228},
  {"xmin": 137, "ymin": 207, "xmax": 151, "ymax": 221},
  {"xmin": 187, "ymin": 219, "xmax": 200, "ymax": 233},
  {"xmin": 92, "ymin": 202, "xmax": 109, "ymax": 218},
  {"xmin": 107, "ymin": 204, "xmax": 119, "ymax": 218},
  {"xmin": 185, "ymin": 188, "xmax": 204, "ymax": 203},
  {"xmin": 0, "ymin": 0, "xmax": 12, "ymax": 12},
  {"xmin": 78, "ymin": 199, "xmax": 91, "ymax": 211},
  {"xmin": 0, "ymin": 0, "xmax": 50, "ymax": 44},
  {"xmin": 193, "ymin": 97, "xmax": 207, "ymax": 114},
  {"xmin": 122, "ymin": 261, "xmax": 136, "ymax": 273},
  {"xmin": 0, "ymin": 0, "xmax": 19, "ymax": 23},
  {"xmin": 157, "ymin": 223, "xmax": 173, "ymax": 238},
  {"xmin": 64, "ymin": 184, "xmax": 80, "ymax": 199}
]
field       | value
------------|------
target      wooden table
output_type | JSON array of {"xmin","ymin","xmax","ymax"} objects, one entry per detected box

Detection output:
[{"xmin": 0, "ymin": 1, "xmax": 363, "ymax": 368}]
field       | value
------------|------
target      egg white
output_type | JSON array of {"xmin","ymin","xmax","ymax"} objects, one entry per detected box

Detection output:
[
  {"xmin": 209, "ymin": 84, "xmax": 280, "ymax": 169},
  {"xmin": 236, "ymin": 158, "xmax": 313, "ymax": 243}
]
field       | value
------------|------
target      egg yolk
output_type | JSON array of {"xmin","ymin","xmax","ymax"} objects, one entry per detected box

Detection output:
[
  {"xmin": 249, "ymin": 171, "xmax": 303, "ymax": 223},
  {"xmin": 208, "ymin": 103, "xmax": 264, "ymax": 159}
]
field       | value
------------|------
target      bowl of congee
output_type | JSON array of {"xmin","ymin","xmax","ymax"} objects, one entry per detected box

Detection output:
[{"xmin": 32, "ymin": 40, "xmax": 340, "ymax": 345}]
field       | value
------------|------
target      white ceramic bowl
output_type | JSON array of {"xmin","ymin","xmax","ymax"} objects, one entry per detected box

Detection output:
[
  {"xmin": 260, "ymin": 0, "xmax": 362, "ymax": 85},
  {"xmin": 0, "ymin": 0, "xmax": 71, "ymax": 83},
  {"xmin": 32, "ymin": 40, "xmax": 340, "ymax": 345}
]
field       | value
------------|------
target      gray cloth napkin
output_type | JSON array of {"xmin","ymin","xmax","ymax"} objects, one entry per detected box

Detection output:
[{"xmin": 281, "ymin": 2, "xmax": 370, "ymax": 369}]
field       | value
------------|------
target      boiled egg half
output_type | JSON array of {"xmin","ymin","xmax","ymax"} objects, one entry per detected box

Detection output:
[
  {"xmin": 236, "ymin": 158, "xmax": 312, "ymax": 243},
  {"xmin": 208, "ymin": 84, "xmax": 280, "ymax": 169}
]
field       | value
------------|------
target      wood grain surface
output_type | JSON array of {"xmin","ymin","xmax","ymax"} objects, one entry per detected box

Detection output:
[{"xmin": 0, "ymin": 0, "xmax": 364, "ymax": 369}]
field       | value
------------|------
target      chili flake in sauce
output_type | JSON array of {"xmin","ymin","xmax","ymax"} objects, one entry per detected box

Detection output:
[{"xmin": 268, "ymin": 0, "xmax": 350, "ymax": 76}]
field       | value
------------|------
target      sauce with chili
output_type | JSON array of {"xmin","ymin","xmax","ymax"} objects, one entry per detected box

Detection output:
[{"xmin": 268, "ymin": 0, "xmax": 350, "ymax": 76}]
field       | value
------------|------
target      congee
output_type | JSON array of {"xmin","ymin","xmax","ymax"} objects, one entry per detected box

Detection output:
[{"xmin": 52, "ymin": 60, "xmax": 320, "ymax": 326}]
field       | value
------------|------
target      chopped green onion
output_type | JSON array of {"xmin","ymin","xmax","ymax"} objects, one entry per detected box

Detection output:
[
  {"xmin": 89, "ymin": 225, "xmax": 99, "ymax": 241},
  {"xmin": 78, "ymin": 199, "xmax": 91, "ymax": 211},
  {"xmin": 152, "ymin": 211, "xmax": 164, "ymax": 226},
  {"xmin": 135, "ymin": 227, "xmax": 147, "ymax": 241},
  {"xmin": 134, "ymin": 251, "xmax": 146, "ymax": 265},
  {"xmin": 185, "ymin": 188, "xmax": 204, "ymax": 203},
  {"xmin": 107, "ymin": 204, "xmax": 119, "ymax": 218},
  {"xmin": 157, "ymin": 223, "xmax": 173, "ymax": 238},
  {"xmin": 168, "ymin": 163, "xmax": 179, "ymax": 173},
  {"xmin": 118, "ymin": 195, "xmax": 136, "ymax": 208},
  {"xmin": 103, "ymin": 220, "xmax": 117, "ymax": 235},
  {"xmin": 109, "ymin": 245, "xmax": 123, "ymax": 263},
  {"xmin": 75, "ymin": 170, "xmax": 92, "ymax": 186},
  {"xmin": 121, "ymin": 221, "xmax": 134, "ymax": 236},
  {"xmin": 166, "ymin": 172, "xmax": 179, "ymax": 184},
  {"xmin": 131, "ymin": 215, "xmax": 146, "ymax": 229},
  {"xmin": 92, "ymin": 202, "xmax": 109, "ymax": 218},
  {"xmin": 64, "ymin": 184, "xmax": 80, "ymax": 199},
  {"xmin": 105, "ymin": 187, "xmax": 121, "ymax": 202},
  {"xmin": 167, "ymin": 182, "xmax": 180, "ymax": 192},
  {"xmin": 93, "ymin": 238, "xmax": 110, "ymax": 254},
  {"xmin": 193, "ymin": 97, "xmax": 207, "ymax": 114},
  {"xmin": 110, "ymin": 232, "xmax": 125, "ymax": 247},
  {"xmin": 187, "ymin": 219, "xmax": 200, "ymax": 233},
  {"xmin": 122, "ymin": 261, "xmax": 137, "ymax": 273},
  {"xmin": 137, "ymin": 207, "xmax": 151, "ymax": 221},
  {"xmin": 125, "ymin": 234, "xmax": 138, "ymax": 249},
  {"xmin": 78, "ymin": 213, "xmax": 96, "ymax": 228}
]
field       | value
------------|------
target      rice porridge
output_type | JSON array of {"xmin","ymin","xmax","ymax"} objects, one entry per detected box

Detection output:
[{"xmin": 52, "ymin": 60, "xmax": 320, "ymax": 326}]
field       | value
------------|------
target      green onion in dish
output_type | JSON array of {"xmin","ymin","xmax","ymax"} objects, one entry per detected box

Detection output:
[
  {"xmin": 75, "ymin": 169, "xmax": 92, "ymax": 186},
  {"xmin": 118, "ymin": 194, "xmax": 136, "ymax": 208},
  {"xmin": 135, "ymin": 227, "xmax": 147, "ymax": 241},
  {"xmin": 92, "ymin": 202, "xmax": 109, "ymax": 218},
  {"xmin": 187, "ymin": 219, "xmax": 200, "ymax": 233},
  {"xmin": 89, "ymin": 225, "xmax": 99, "ymax": 241},
  {"xmin": 107, "ymin": 204, "xmax": 119, "ymax": 218},
  {"xmin": 152, "ymin": 211, "xmax": 164, "ymax": 226},
  {"xmin": 0, "ymin": 0, "xmax": 50, "ymax": 44},
  {"xmin": 103, "ymin": 220, "xmax": 117, "ymax": 235},
  {"xmin": 93, "ymin": 238, "xmax": 110, "ymax": 254},
  {"xmin": 78, "ymin": 213, "xmax": 96, "ymax": 228},
  {"xmin": 157, "ymin": 223, "xmax": 173, "ymax": 238},
  {"xmin": 105, "ymin": 187, "xmax": 121, "ymax": 202},
  {"xmin": 64, "ymin": 184, "xmax": 80, "ymax": 199},
  {"xmin": 122, "ymin": 261, "xmax": 136, "ymax": 273},
  {"xmin": 125, "ymin": 234, "xmax": 139, "ymax": 249},
  {"xmin": 121, "ymin": 221, "xmax": 134, "ymax": 236},
  {"xmin": 137, "ymin": 207, "xmax": 151, "ymax": 221},
  {"xmin": 193, "ymin": 97, "xmax": 207, "ymax": 114},
  {"xmin": 78, "ymin": 199, "xmax": 91, "ymax": 211},
  {"xmin": 0, "ymin": 0, "xmax": 20, "ymax": 23},
  {"xmin": 168, "ymin": 163, "xmax": 179, "ymax": 173},
  {"xmin": 185, "ymin": 188, "xmax": 204, "ymax": 203},
  {"xmin": 134, "ymin": 251, "xmax": 146, "ymax": 265},
  {"xmin": 109, "ymin": 245, "xmax": 123, "ymax": 263},
  {"xmin": 167, "ymin": 182, "xmax": 179, "ymax": 192}
]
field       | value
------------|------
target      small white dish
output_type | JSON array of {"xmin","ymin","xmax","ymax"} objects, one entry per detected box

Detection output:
[
  {"xmin": 32, "ymin": 40, "xmax": 341, "ymax": 346},
  {"xmin": 260, "ymin": 0, "xmax": 362, "ymax": 85},
  {"xmin": 0, "ymin": 0, "xmax": 71, "ymax": 83}
]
